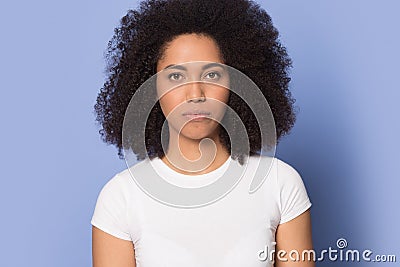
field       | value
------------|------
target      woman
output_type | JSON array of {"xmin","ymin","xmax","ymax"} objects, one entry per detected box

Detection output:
[{"xmin": 92, "ymin": 0, "xmax": 314, "ymax": 266}]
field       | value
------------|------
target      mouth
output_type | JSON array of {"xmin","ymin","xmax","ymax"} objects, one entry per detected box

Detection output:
[{"xmin": 182, "ymin": 111, "xmax": 212, "ymax": 121}]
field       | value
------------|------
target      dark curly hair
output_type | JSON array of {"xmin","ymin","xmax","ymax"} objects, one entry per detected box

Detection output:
[{"xmin": 94, "ymin": 0, "xmax": 297, "ymax": 164}]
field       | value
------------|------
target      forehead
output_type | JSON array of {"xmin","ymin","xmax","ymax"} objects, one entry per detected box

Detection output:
[{"xmin": 157, "ymin": 34, "xmax": 223, "ymax": 71}]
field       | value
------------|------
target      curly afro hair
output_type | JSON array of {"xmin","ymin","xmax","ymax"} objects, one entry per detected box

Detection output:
[{"xmin": 94, "ymin": 0, "xmax": 297, "ymax": 164}]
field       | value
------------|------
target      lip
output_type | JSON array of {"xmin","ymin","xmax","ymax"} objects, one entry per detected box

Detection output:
[{"xmin": 182, "ymin": 110, "xmax": 211, "ymax": 121}]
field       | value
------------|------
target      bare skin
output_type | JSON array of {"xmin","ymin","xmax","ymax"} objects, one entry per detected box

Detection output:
[
  {"xmin": 92, "ymin": 33, "xmax": 314, "ymax": 267},
  {"xmin": 275, "ymin": 210, "xmax": 315, "ymax": 266},
  {"xmin": 92, "ymin": 226, "xmax": 136, "ymax": 267}
]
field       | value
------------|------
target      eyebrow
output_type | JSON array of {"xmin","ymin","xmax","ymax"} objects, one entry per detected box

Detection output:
[
  {"xmin": 163, "ymin": 62, "xmax": 226, "ymax": 71},
  {"xmin": 164, "ymin": 64, "xmax": 187, "ymax": 70},
  {"xmin": 201, "ymin": 62, "xmax": 225, "ymax": 71}
]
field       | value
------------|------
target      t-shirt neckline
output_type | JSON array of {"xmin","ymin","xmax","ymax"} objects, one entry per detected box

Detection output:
[{"xmin": 150, "ymin": 156, "xmax": 234, "ymax": 188}]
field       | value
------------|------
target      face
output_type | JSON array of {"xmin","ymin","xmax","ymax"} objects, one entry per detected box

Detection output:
[{"xmin": 156, "ymin": 34, "xmax": 230, "ymax": 140}]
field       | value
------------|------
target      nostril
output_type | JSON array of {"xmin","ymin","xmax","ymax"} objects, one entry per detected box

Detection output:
[{"xmin": 187, "ymin": 95, "xmax": 206, "ymax": 103}]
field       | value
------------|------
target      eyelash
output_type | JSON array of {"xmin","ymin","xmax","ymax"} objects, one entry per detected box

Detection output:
[
  {"xmin": 203, "ymin": 71, "xmax": 221, "ymax": 80},
  {"xmin": 167, "ymin": 71, "xmax": 221, "ymax": 82},
  {"xmin": 168, "ymin": 72, "xmax": 185, "ymax": 81}
]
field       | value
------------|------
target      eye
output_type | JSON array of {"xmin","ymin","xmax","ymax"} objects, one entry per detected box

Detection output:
[
  {"xmin": 168, "ymin": 72, "xmax": 185, "ymax": 81},
  {"xmin": 203, "ymin": 71, "xmax": 221, "ymax": 80}
]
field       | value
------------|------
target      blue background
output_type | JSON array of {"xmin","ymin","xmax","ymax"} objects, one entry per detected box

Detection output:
[{"xmin": 1, "ymin": 0, "xmax": 399, "ymax": 266}]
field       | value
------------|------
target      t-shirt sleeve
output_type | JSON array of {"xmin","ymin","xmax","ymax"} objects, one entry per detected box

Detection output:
[
  {"xmin": 91, "ymin": 173, "xmax": 132, "ymax": 241},
  {"xmin": 277, "ymin": 159, "xmax": 312, "ymax": 224}
]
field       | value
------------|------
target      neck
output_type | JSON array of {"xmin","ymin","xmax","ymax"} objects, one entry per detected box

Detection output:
[{"xmin": 161, "ymin": 128, "xmax": 230, "ymax": 175}]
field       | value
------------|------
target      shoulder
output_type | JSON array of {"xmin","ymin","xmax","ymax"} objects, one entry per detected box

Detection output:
[
  {"xmin": 274, "ymin": 157, "xmax": 308, "ymax": 197},
  {"xmin": 271, "ymin": 157, "xmax": 312, "ymax": 223},
  {"xmin": 92, "ymin": 165, "xmax": 146, "ymax": 241},
  {"xmin": 275, "ymin": 157, "xmax": 303, "ymax": 182},
  {"xmin": 245, "ymin": 155, "xmax": 306, "ymax": 192},
  {"xmin": 245, "ymin": 155, "xmax": 301, "ymax": 179},
  {"xmin": 100, "ymin": 170, "xmax": 131, "ymax": 195},
  {"xmin": 98, "ymin": 159, "xmax": 151, "ymax": 199}
]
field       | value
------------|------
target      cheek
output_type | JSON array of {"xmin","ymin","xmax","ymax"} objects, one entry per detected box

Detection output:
[
  {"xmin": 159, "ymin": 92, "xmax": 184, "ymax": 117},
  {"xmin": 208, "ymin": 88, "xmax": 230, "ymax": 104},
  {"xmin": 221, "ymin": 90, "xmax": 230, "ymax": 103},
  {"xmin": 159, "ymin": 95, "xmax": 173, "ymax": 116}
]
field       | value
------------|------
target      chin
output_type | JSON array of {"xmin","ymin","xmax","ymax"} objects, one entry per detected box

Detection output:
[
  {"xmin": 180, "ymin": 126, "xmax": 220, "ymax": 141},
  {"xmin": 180, "ymin": 131, "xmax": 216, "ymax": 141}
]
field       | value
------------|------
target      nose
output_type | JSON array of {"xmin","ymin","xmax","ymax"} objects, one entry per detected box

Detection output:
[{"xmin": 186, "ymin": 82, "xmax": 206, "ymax": 103}]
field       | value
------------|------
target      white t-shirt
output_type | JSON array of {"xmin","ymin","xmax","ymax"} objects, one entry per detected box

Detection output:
[{"xmin": 91, "ymin": 155, "xmax": 312, "ymax": 266}]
